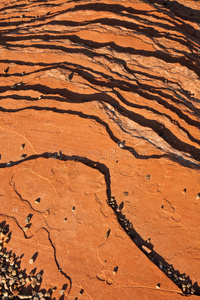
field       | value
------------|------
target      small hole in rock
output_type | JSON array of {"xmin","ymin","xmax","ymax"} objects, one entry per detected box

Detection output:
[{"xmin": 123, "ymin": 191, "xmax": 129, "ymax": 196}]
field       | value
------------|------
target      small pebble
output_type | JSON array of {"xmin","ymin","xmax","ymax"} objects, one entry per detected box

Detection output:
[
  {"xmin": 23, "ymin": 226, "xmax": 28, "ymax": 232},
  {"xmin": 25, "ymin": 215, "xmax": 31, "ymax": 224},
  {"xmin": 113, "ymin": 266, "xmax": 118, "ymax": 275},
  {"xmin": 36, "ymin": 273, "xmax": 41, "ymax": 280},
  {"xmin": 20, "ymin": 143, "xmax": 25, "ymax": 149},
  {"xmin": 3, "ymin": 67, "xmax": 9, "ymax": 74},
  {"xmin": 105, "ymin": 229, "xmax": 111, "ymax": 239},
  {"xmin": 118, "ymin": 140, "xmax": 125, "ymax": 148},
  {"xmin": 156, "ymin": 283, "xmax": 161, "ymax": 289},
  {"xmin": 37, "ymin": 292, "xmax": 44, "ymax": 298},
  {"xmin": 25, "ymin": 277, "xmax": 31, "ymax": 283},
  {"xmin": 29, "ymin": 258, "xmax": 34, "ymax": 264},
  {"xmin": 45, "ymin": 292, "xmax": 51, "ymax": 297},
  {"xmin": 183, "ymin": 188, "xmax": 187, "ymax": 194},
  {"xmin": 79, "ymin": 289, "xmax": 84, "ymax": 295},
  {"xmin": 35, "ymin": 198, "xmax": 40, "ymax": 204},
  {"xmin": 141, "ymin": 245, "xmax": 151, "ymax": 255},
  {"xmin": 59, "ymin": 290, "xmax": 64, "ymax": 295},
  {"xmin": 31, "ymin": 278, "xmax": 37, "ymax": 288}
]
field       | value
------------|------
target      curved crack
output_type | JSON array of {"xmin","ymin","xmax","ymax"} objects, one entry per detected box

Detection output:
[{"xmin": 1, "ymin": 151, "xmax": 200, "ymax": 295}]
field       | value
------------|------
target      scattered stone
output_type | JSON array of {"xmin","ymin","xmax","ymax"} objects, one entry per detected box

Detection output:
[
  {"xmin": 158, "ymin": 261, "xmax": 163, "ymax": 269},
  {"xmin": 156, "ymin": 283, "xmax": 161, "ymax": 289},
  {"xmin": 44, "ymin": 291, "xmax": 51, "ymax": 297},
  {"xmin": 20, "ymin": 143, "xmax": 25, "ymax": 149},
  {"xmin": 11, "ymin": 82, "xmax": 22, "ymax": 89},
  {"xmin": 118, "ymin": 140, "xmax": 125, "ymax": 148},
  {"xmin": 183, "ymin": 188, "xmax": 187, "ymax": 194},
  {"xmin": 105, "ymin": 229, "xmax": 111, "ymax": 239},
  {"xmin": 59, "ymin": 289, "xmax": 64, "ymax": 295},
  {"xmin": 25, "ymin": 215, "xmax": 31, "ymax": 224},
  {"xmin": 23, "ymin": 226, "xmax": 29, "ymax": 232},
  {"xmin": 141, "ymin": 245, "xmax": 152, "ymax": 255},
  {"xmin": 196, "ymin": 193, "xmax": 200, "ymax": 200},
  {"xmin": 36, "ymin": 273, "xmax": 41, "ymax": 281},
  {"xmin": 25, "ymin": 277, "xmax": 31, "ymax": 283},
  {"xmin": 29, "ymin": 258, "xmax": 34, "ymax": 264},
  {"xmin": 113, "ymin": 266, "xmax": 118, "ymax": 274},
  {"xmin": 38, "ymin": 95, "xmax": 43, "ymax": 100},
  {"xmin": 37, "ymin": 292, "xmax": 44, "ymax": 298},
  {"xmin": 79, "ymin": 288, "xmax": 84, "ymax": 295},
  {"xmin": 6, "ymin": 161, "xmax": 12, "ymax": 167},
  {"xmin": 35, "ymin": 197, "xmax": 41, "ymax": 204},
  {"xmin": 71, "ymin": 206, "xmax": 75, "ymax": 211},
  {"xmin": 0, "ymin": 223, "xmax": 52, "ymax": 299},
  {"xmin": 20, "ymin": 154, "xmax": 27, "ymax": 159},
  {"xmin": 31, "ymin": 277, "xmax": 37, "ymax": 288},
  {"xmin": 3, "ymin": 67, "xmax": 9, "ymax": 74}
]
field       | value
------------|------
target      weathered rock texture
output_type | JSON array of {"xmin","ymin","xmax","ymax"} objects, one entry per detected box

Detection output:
[{"xmin": 0, "ymin": 0, "xmax": 200, "ymax": 299}]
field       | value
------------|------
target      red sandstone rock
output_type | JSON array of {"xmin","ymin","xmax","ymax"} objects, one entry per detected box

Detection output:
[{"xmin": 0, "ymin": 0, "xmax": 200, "ymax": 299}]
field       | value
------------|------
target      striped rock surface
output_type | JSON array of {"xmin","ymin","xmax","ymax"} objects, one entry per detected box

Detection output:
[{"xmin": 0, "ymin": 0, "xmax": 200, "ymax": 299}]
